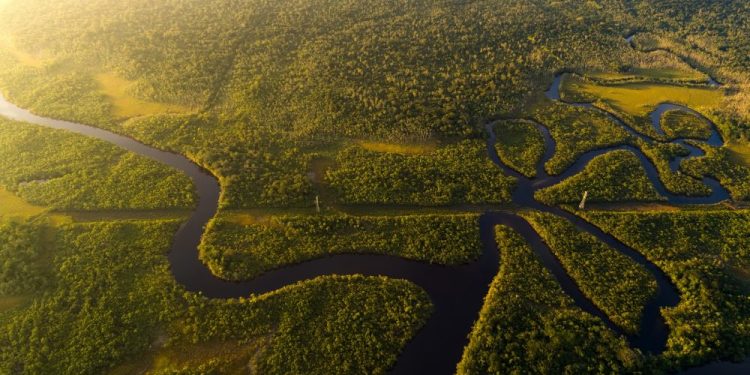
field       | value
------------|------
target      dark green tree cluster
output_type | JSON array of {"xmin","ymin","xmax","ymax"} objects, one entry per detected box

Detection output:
[
  {"xmin": 639, "ymin": 141, "xmax": 712, "ymax": 196},
  {"xmin": 536, "ymin": 150, "xmax": 664, "ymax": 205},
  {"xmin": 522, "ymin": 212, "xmax": 657, "ymax": 333},
  {"xmin": 458, "ymin": 225, "xmax": 643, "ymax": 374},
  {"xmin": 661, "ymin": 110, "xmax": 713, "ymax": 140},
  {"xmin": 0, "ymin": 119, "xmax": 195, "ymax": 210},
  {"xmin": 580, "ymin": 210, "xmax": 750, "ymax": 369},
  {"xmin": 200, "ymin": 213, "xmax": 481, "ymax": 281},
  {"xmin": 532, "ymin": 101, "xmax": 633, "ymax": 175},
  {"xmin": 493, "ymin": 120, "xmax": 546, "ymax": 178},
  {"xmin": 0, "ymin": 219, "xmax": 47, "ymax": 295},
  {"xmin": 326, "ymin": 141, "xmax": 515, "ymax": 205},
  {"xmin": 179, "ymin": 275, "xmax": 431, "ymax": 375},
  {"xmin": 682, "ymin": 147, "xmax": 750, "ymax": 201},
  {"xmin": 0, "ymin": 219, "xmax": 432, "ymax": 374}
]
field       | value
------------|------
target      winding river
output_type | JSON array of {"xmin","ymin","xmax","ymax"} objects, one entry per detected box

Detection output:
[{"xmin": 0, "ymin": 47, "xmax": 744, "ymax": 373}]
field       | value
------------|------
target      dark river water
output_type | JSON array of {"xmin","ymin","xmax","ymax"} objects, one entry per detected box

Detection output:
[{"xmin": 0, "ymin": 56, "xmax": 744, "ymax": 373}]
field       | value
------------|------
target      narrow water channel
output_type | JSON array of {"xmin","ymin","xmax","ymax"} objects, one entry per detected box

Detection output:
[{"xmin": 0, "ymin": 63, "xmax": 739, "ymax": 373}]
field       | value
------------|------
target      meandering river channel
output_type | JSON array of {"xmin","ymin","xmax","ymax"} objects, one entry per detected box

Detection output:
[{"xmin": 0, "ymin": 67, "xmax": 744, "ymax": 373}]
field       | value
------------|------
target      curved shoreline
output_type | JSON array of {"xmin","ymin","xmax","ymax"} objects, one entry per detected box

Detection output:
[{"xmin": 0, "ymin": 66, "xmax": 740, "ymax": 373}]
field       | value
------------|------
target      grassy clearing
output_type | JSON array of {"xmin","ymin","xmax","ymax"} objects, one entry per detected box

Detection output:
[
  {"xmin": 95, "ymin": 73, "xmax": 192, "ymax": 118},
  {"xmin": 0, "ymin": 187, "xmax": 47, "ymax": 219},
  {"xmin": 562, "ymin": 75, "xmax": 723, "ymax": 117},
  {"xmin": 109, "ymin": 339, "xmax": 266, "ymax": 375},
  {"xmin": 588, "ymin": 67, "xmax": 706, "ymax": 83},
  {"xmin": 0, "ymin": 34, "xmax": 45, "ymax": 68},
  {"xmin": 356, "ymin": 140, "xmax": 437, "ymax": 155},
  {"xmin": 727, "ymin": 141, "xmax": 750, "ymax": 168},
  {"xmin": 0, "ymin": 295, "xmax": 27, "ymax": 313}
]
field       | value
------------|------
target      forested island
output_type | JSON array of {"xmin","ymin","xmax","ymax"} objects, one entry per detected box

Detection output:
[{"xmin": 1, "ymin": 1, "xmax": 750, "ymax": 374}]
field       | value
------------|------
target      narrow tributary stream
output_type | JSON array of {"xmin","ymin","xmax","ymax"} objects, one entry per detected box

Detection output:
[{"xmin": 0, "ymin": 63, "xmax": 737, "ymax": 373}]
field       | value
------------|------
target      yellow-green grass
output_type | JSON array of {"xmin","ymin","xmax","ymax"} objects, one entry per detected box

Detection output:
[
  {"xmin": 357, "ymin": 140, "xmax": 437, "ymax": 155},
  {"xmin": 0, "ymin": 187, "xmax": 47, "ymax": 219},
  {"xmin": 0, "ymin": 34, "xmax": 45, "ymax": 68},
  {"xmin": 0, "ymin": 295, "xmax": 28, "ymax": 313},
  {"xmin": 95, "ymin": 73, "xmax": 192, "ymax": 119},
  {"xmin": 588, "ymin": 67, "xmax": 706, "ymax": 83},
  {"xmin": 728, "ymin": 141, "xmax": 750, "ymax": 168},
  {"xmin": 0, "ymin": 187, "xmax": 72, "ymax": 225},
  {"xmin": 563, "ymin": 75, "xmax": 723, "ymax": 117},
  {"xmin": 60, "ymin": 209, "xmax": 191, "ymax": 223},
  {"xmin": 109, "ymin": 339, "xmax": 265, "ymax": 375}
]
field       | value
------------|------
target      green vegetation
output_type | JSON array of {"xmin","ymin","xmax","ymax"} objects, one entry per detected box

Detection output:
[
  {"xmin": 0, "ymin": 0, "xmax": 644, "ymax": 211},
  {"xmin": 682, "ymin": 147, "xmax": 750, "ymax": 201},
  {"xmin": 95, "ymin": 73, "xmax": 193, "ymax": 119},
  {"xmin": 179, "ymin": 276, "xmax": 431, "ymax": 375},
  {"xmin": 326, "ymin": 141, "xmax": 515, "ymax": 206},
  {"xmin": 0, "ymin": 219, "xmax": 184, "ymax": 373},
  {"xmin": 0, "ymin": 219, "xmax": 432, "ymax": 374},
  {"xmin": 0, "ymin": 187, "xmax": 47, "ymax": 219},
  {"xmin": 588, "ymin": 65, "xmax": 708, "ymax": 84},
  {"xmin": 561, "ymin": 75, "xmax": 723, "ymax": 118},
  {"xmin": 640, "ymin": 141, "xmax": 712, "ymax": 196},
  {"xmin": 200, "ymin": 213, "xmax": 480, "ymax": 281},
  {"xmin": 458, "ymin": 225, "xmax": 642, "ymax": 374},
  {"xmin": 0, "ymin": 219, "xmax": 47, "ymax": 296},
  {"xmin": 536, "ymin": 150, "xmax": 664, "ymax": 205},
  {"xmin": 580, "ymin": 210, "xmax": 750, "ymax": 368},
  {"xmin": 522, "ymin": 212, "xmax": 657, "ymax": 333},
  {"xmin": 531, "ymin": 101, "xmax": 632, "ymax": 175},
  {"xmin": 661, "ymin": 110, "xmax": 713, "ymax": 140},
  {"xmin": 1, "ymin": 0, "xmax": 750, "ymax": 372},
  {"xmin": 0, "ymin": 118, "xmax": 195, "ymax": 210},
  {"xmin": 492, "ymin": 120, "xmax": 545, "ymax": 177}
]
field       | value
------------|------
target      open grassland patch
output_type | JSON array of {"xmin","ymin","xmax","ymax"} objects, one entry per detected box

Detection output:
[
  {"xmin": 356, "ymin": 140, "xmax": 437, "ymax": 155},
  {"xmin": 588, "ymin": 67, "xmax": 706, "ymax": 83},
  {"xmin": 728, "ymin": 141, "xmax": 750, "ymax": 168},
  {"xmin": 0, "ymin": 34, "xmax": 44, "ymax": 68},
  {"xmin": 0, "ymin": 295, "xmax": 27, "ymax": 313},
  {"xmin": 95, "ymin": 73, "xmax": 192, "ymax": 119},
  {"xmin": 109, "ymin": 339, "xmax": 267, "ymax": 375},
  {"xmin": 563, "ymin": 76, "xmax": 723, "ymax": 117},
  {"xmin": 0, "ymin": 187, "xmax": 47, "ymax": 219}
]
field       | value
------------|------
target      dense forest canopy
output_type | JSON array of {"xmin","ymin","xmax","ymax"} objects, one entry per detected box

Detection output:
[
  {"xmin": 0, "ymin": 0, "xmax": 748, "ymax": 209},
  {"xmin": 1, "ymin": 0, "xmax": 750, "ymax": 373}
]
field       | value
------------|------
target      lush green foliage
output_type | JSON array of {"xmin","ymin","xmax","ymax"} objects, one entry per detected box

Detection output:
[
  {"xmin": 682, "ymin": 146, "xmax": 750, "ymax": 201},
  {"xmin": 0, "ymin": 219, "xmax": 47, "ymax": 295},
  {"xmin": 522, "ymin": 212, "xmax": 657, "ymax": 333},
  {"xmin": 326, "ymin": 141, "xmax": 515, "ymax": 205},
  {"xmin": 201, "ymin": 213, "xmax": 481, "ymax": 280},
  {"xmin": 580, "ymin": 210, "xmax": 750, "ymax": 368},
  {"xmin": 0, "ymin": 0, "xmax": 642, "ymax": 211},
  {"xmin": 536, "ymin": 150, "xmax": 664, "ymax": 205},
  {"xmin": 0, "ymin": 119, "xmax": 194, "ymax": 210},
  {"xmin": 640, "ymin": 141, "xmax": 712, "ymax": 196},
  {"xmin": 458, "ymin": 225, "xmax": 642, "ymax": 374},
  {"xmin": 661, "ymin": 110, "xmax": 713, "ymax": 140},
  {"xmin": 532, "ymin": 101, "xmax": 632, "ymax": 175},
  {"xmin": 0, "ymin": 219, "xmax": 432, "ymax": 374},
  {"xmin": 179, "ymin": 276, "xmax": 431, "ymax": 375},
  {"xmin": 0, "ymin": 220, "xmax": 184, "ymax": 374},
  {"xmin": 493, "ymin": 120, "xmax": 545, "ymax": 177}
]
